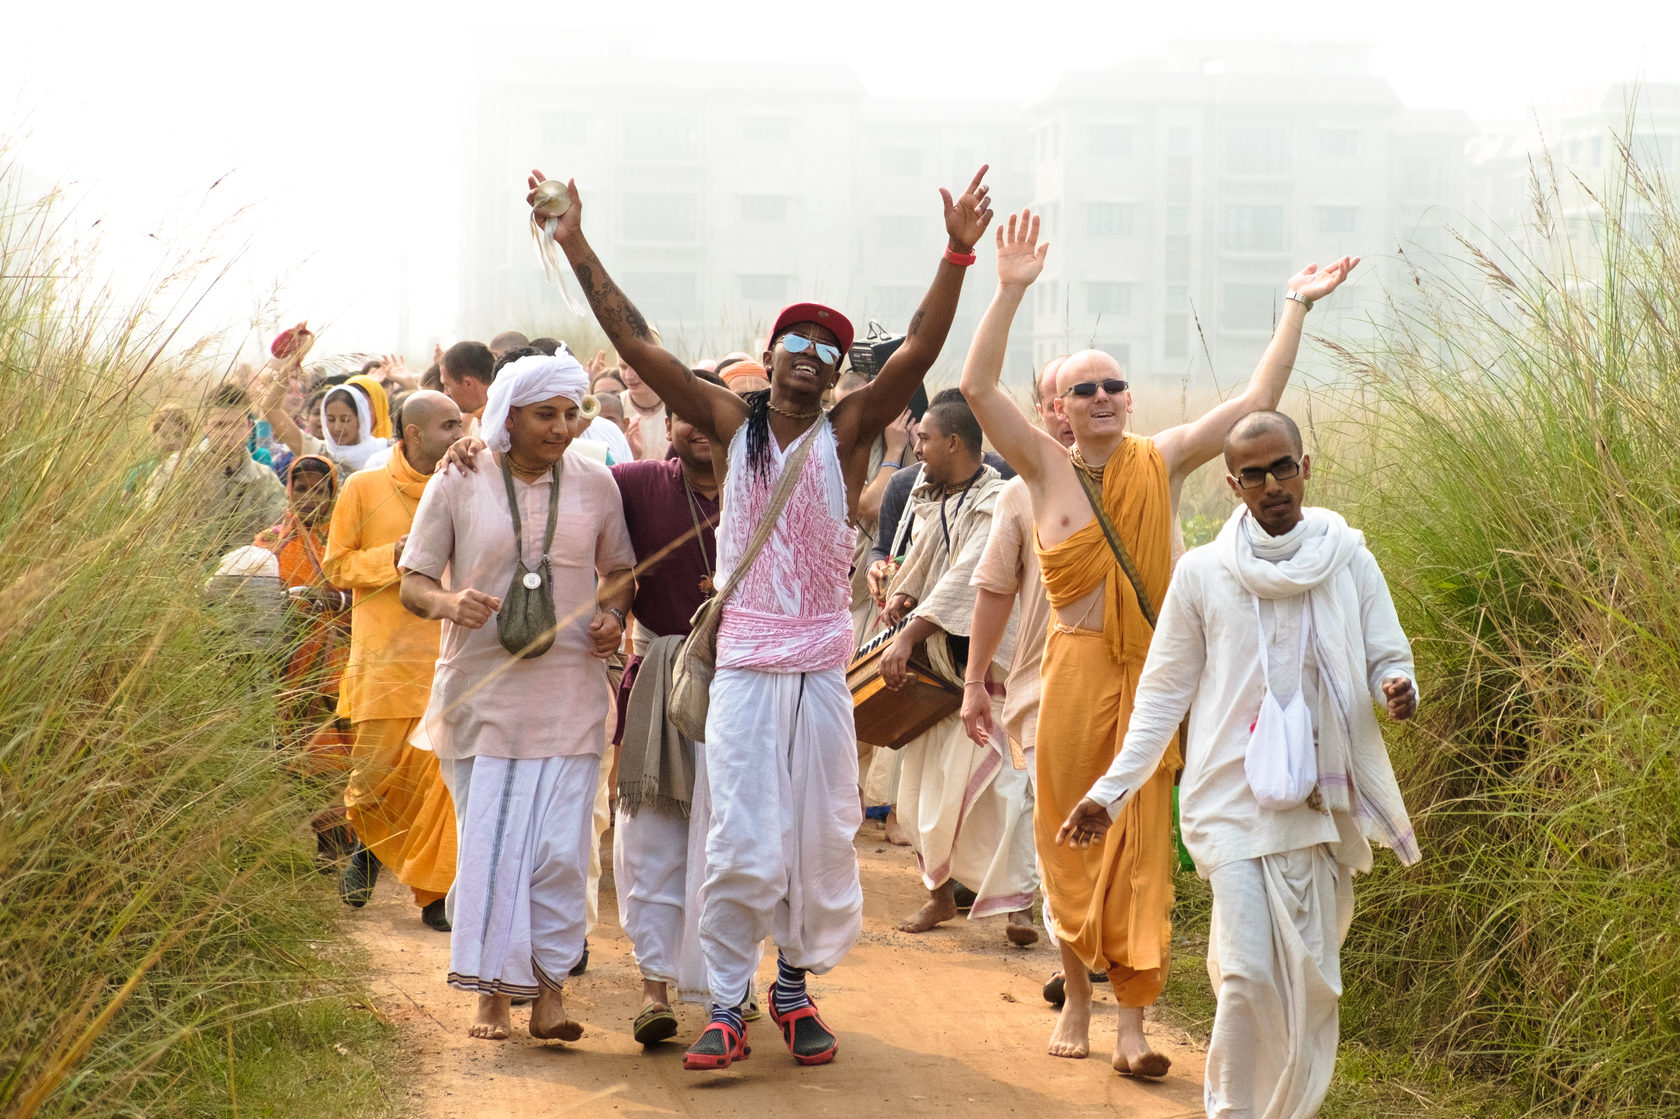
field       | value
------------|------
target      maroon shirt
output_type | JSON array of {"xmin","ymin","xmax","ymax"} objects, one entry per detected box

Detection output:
[{"xmin": 610, "ymin": 458, "xmax": 719, "ymax": 638}]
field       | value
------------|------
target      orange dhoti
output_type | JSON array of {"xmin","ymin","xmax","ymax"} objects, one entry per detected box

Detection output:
[
  {"xmin": 1034, "ymin": 434, "xmax": 1179, "ymax": 1007},
  {"xmin": 344, "ymin": 717, "xmax": 458, "ymax": 906},
  {"xmin": 1036, "ymin": 625, "xmax": 1180, "ymax": 1004}
]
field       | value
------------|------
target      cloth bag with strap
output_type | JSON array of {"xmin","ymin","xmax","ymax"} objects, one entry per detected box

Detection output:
[
  {"xmin": 1244, "ymin": 595, "xmax": 1317, "ymax": 810},
  {"xmin": 668, "ymin": 422, "xmax": 819, "ymax": 742},
  {"xmin": 1073, "ymin": 466, "xmax": 1195, "ymax": 871},
  {"xmin": 496, "ymin": 454, "xmax": 562, "ymax": 659}
]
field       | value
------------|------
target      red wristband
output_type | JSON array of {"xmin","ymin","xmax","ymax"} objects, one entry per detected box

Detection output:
[{"xmin": 944, "ymin": 247, "xmax": 977, "ymax": 267}]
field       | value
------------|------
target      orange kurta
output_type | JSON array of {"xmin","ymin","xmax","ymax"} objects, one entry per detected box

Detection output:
[
  {"xmin": 1034, "ymin": 434, "xmax": 1182, "ymax": 1006},
  {"xmin": 323, "ymin": 444, "xmax": 440, "ymax": 722}
]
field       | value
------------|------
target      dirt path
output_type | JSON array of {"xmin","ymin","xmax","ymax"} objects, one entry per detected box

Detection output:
[{"xmin": 351, "ymin": 823, "xmax": 1207, "ymax": 1118}]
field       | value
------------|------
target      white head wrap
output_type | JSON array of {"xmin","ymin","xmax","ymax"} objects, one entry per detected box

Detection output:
[
  {"xmin": 322, "ymin": 385, "xmax": 379, "ymax": 472},
  {"xmin": 480, "ymin": 351, "xmax": 591, "ymax": 453}
]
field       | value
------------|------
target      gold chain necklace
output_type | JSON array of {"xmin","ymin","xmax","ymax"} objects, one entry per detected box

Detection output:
[{"xmin": 767, "ymin": 402, "xmax": 823, "ymax": 421}]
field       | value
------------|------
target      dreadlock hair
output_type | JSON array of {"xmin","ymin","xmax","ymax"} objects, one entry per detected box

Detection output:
[{"xmin": 742, "ymin": 388, "xmax": 775, "ymax": 483}]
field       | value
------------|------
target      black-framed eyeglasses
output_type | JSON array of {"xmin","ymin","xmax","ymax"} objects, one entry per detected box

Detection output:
[
  {"xmin": 780, "ymin": 333, "xmax": 842, "ymax": 367},
  {"xmin": 1232, "ymin": 457, "xmax": 1302, "ymax": 490},
  {"xmin": 1060, "ymin": 378, "xmax": 1128, "ymax": 399}
]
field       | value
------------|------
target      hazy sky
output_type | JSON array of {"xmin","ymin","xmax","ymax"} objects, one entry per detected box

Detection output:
[{"xmin": 7, "ymin": 0, "xmax": 1678, "ymax": 358}]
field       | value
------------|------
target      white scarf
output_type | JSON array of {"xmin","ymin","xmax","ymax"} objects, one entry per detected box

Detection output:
[
  {"xmin": 1217, "ymin": 504, "xmax": 1420, "ymax": 869},
  {"xmin": 321, "ymin": 386, "xmax": 380, "ymax": 472},
  {"xmin": 480, "ymin": 352, "xmax": 590, "ymax": 453}
]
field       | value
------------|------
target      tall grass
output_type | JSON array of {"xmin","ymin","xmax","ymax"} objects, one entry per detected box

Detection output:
[
  {"xmin": 0, "ymin": 174, "xmax": 399, "ymax": 1115},
  {"xmin": 1324, "ymin": 128, "xmax": 1680, "ymax": 1115}
]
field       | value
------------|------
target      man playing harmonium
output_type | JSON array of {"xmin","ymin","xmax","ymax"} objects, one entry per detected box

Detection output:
[{"xmin": 873, "ymin": 394, "xmax": 1038, "ymax": 945}]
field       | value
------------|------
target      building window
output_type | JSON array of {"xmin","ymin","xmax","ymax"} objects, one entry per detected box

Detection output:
[
  {"xmin": 1085, "ymin": 203, "xmax": 1135, "ymax": 236},
  {"xmin": 1400, "ymin": 155, "xmax": 1447, "ymax": 200},
  {"xmin": 1165, "ymin": 285, "xmax": 1188, "ymax": 313},
  {"xmin": 743, "ymin": 115, "xmax": 792, "ymax": 144},
  {"xmin": 1163, "ymin": 313, "xmax": 1189, "ymax": 359},
  {"xmin": 739, "ymin": 274, "xmax": 790, "ymax": 301},
  {"xmin": 622, "ymin": 272, "xmax": 698, "ymax": 318},
  {"xmin": 1089, "ymin": 124, "xmax": 1133, "ymax": 158},
  {"xmin": 1225, "ymin": 127, "xmax": 1289, "ymax": 174},
  {"xmin": 1165, "ymin": 206, "xmax": 1189, "ymax": 235},
  {"xmin": 621, "ymin": 194, "xmax": 699, "ymax": 244},
  {"xmin": 1165, "ymin": 234, "xmax": 1191, "ymax": 283},
  {"xmin": 878, "ymin": 216, "xmax": 927, "ymax": 248},
  {"xmin": 1085, "ymin": 282, "xmax": 1133, "ymax": 316},
  {"xmin": 1633, "ymin": 133, "xmax": 1677, "ymax": 169},
  {"xmin": 1167, "ymin": 127, "xmax": 1192, "ymax": 156},
  {"xmin": 1093, "ymin": 341, "xmax": 1132, "ymax": 369},
  {"xmin": 1320, "ymin": 129, "xmax": 1358, "ymax": 156},
  {"xmin": 881, "ymin": 146, "xmax": 923, "ymax": 175},
  {"xmin": 1223, "ymin": 206, "xmax": 1287, "ymax": 252},
  {"xmin": 1166, "ymin": 156, "xmax": 1192, "ymax": 203},
  {"xmin": 740, "ymin": 195, "xmax": 789, "ymax": 222},
  {"xmin": 1318, "ymin": 206, "xmax": 1358, "ymax": 234},
  {"xmin": 1221, "ymin": 284, "xmax": 1275, "ymax": 331},
  {"xmin": 622, "ymin": 114, "xmax": 699, "ymax": 160},
  {"xmin": 542, "ymin": 112, "xmax": 586, "ymax": 148}
]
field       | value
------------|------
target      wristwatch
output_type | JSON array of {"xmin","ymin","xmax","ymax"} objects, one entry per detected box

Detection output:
[
  {"xmin": 607, "ymin": 606, "xmax": 627, "ymax": 627},
  {"xmin": 1284, "ymin": 290, "xmax": 1313, "ymax": 311}
]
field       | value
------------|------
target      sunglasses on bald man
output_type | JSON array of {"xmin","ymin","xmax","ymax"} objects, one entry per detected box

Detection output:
[
  {"xmin": 1061, "ymin": 378, "xmax": 1129, "ymax": 399},
  {"xmin": 779, "ymin": 333, "xmax": 843, "ymax": 368}
]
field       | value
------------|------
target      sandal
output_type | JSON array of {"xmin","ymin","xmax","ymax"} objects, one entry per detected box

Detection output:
[
  {"xmin": 633, "ymin": 1004, "xmax": 679, "ymax": 1046},
  {"xmin": 768, "ymin": 998, "xmax": 839, "ymax": 1066},
  {"xmin": 683, "ymin": 1021, "xmax": 749, "ymax": 1070}
]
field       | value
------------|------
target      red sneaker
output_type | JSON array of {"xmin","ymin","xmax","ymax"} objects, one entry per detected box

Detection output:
[{"xmin": 682, "ymin": 1021, "xmax": 750, "ymax": 1071}]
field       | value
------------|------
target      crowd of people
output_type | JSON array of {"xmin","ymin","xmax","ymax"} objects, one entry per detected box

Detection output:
[{"xmin": 159, "ymin": 162, "xmax": 1421, "ymax": 1117}]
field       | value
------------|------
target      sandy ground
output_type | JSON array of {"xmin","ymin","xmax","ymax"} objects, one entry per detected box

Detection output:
[{"xmin": 350, "ymin": 821, "xmax": 1207, "ymax": 1118}]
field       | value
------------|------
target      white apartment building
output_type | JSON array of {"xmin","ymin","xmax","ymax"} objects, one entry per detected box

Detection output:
[{"xmin": 457, "ymin": 43, "xmax": 1474, "ymax": 395}]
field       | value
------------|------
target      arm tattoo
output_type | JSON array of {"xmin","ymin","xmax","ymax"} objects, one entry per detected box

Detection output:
[
  {"xmin": 576, "ymin": 254, "xmax": 652, "ymax": 342},
  {"xmin": 907, "ymin": 309, "xmax": 926, "ymax": 337}
]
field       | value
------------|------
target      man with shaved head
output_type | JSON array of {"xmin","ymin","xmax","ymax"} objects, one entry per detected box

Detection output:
[
  {"xmin": 962, "ymin": 208, "xmax": 1359, "ymax": 1078},
  {"xmin": 1058, "ymin": 409, "xmax": 1418, "ymax": 1117},
  {"xmin": 324, "ymin": 389, "xmax": 465, "ymax": 930}
]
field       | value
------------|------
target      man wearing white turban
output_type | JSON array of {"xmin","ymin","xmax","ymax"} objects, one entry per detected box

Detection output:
[{"xmin": 399, "ymin": 352, "xmax": 637, "ymax": 1044}]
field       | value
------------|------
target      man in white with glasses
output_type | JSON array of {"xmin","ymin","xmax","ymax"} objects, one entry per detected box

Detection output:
[
  {"xmin": 1058, "ymin": 409, "xmax": 1419, "ymax": 1117},
  {"xmin": 961, "ymin": 208, "xmax": 1360, "ymax": 1078}
]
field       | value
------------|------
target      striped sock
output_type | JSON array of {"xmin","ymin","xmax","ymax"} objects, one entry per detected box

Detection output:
[
  {"xmin": 771, "ymin": 952, "xmax": 812, "ymax": 1015},
  {"xmin": 708, "ymin": 1003, "xmax": 744, "ymax": 1033}
]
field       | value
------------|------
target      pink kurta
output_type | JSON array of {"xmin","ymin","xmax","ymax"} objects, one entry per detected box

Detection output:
[
  {"xmin": 400, "ymin": 448, "xmax": 636, "ymax": 761},
  {"xmin": 714, "ymin": 418, "xmax": 854, "ymax": 674}
]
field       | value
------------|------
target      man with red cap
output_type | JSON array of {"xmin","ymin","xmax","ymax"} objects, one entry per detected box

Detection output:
[{"xmin": 530, "ymin": 164, "xmax": 994, "ymax": 1070}]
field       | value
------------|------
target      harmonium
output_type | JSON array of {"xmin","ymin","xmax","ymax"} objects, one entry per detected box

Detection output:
[{"xmin": 847, "ymin": 620, "xmax": 962, "ymax": 750}]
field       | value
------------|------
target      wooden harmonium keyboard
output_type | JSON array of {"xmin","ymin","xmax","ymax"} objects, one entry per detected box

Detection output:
[{"xmin": 847, "ymin": 620, "xmax": 962, "ymax": 750}]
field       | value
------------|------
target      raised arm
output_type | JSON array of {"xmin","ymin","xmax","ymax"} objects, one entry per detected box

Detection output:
[
  {"xmin": 836, "ymin": 166, "xmax": 994, "ymax": 443},
  {"xmin": 1154, "ymin": 256, "xmax": 1359, "ymax": 482},
  {"xmin": 533, "ymin": 171, "xmax": 746, "ymax": 443},
  {"xmin": 251, "ymin": 334, "xmax": 314, "ymax": 457},
  {"xmin": 960, "ymin": 210, "xmax": 1065, "ymax": 482}
]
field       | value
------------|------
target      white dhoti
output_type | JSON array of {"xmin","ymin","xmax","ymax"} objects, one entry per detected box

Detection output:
[
  {"xmin": 1205, "ymin": 846, "xmax": 1355, "ymax": 1119},
  {"xmin": 861, "ymin": 741, "xmax": 901, "ymax": 806},
  {"xmin": 586, "ymin": 741, "xmax": 615, "ymax": 936},
  {"xmin": 699, "ymin": 666, "xmax": 863, "ymax": 1008},
  {"xmin": 446, "ymin": 753, "xmax": 601, "ymax": 997},
  {"xmin": 895, "ymin": 704, "xmax": 1037, "ymax": 920},
  {"xmin": 612, "ymin": 740, "xmax": 716, "ymax": 1004}
]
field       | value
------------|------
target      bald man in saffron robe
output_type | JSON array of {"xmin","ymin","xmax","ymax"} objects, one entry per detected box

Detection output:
[{"xmin": 960, "ymin": 207, "xmax": 1359, "ymax": 1077}]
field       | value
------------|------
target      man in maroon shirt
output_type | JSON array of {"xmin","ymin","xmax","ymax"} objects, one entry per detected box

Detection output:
[{"xmin": 608, "ymin": 371, "xmax": 732, "ymax": 1046}]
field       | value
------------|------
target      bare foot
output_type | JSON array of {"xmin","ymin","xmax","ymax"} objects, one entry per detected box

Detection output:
[
  {"xmin": 530, "ymin": 980, "xmax": 584, "ymax": 1042},
  {"xmin": 1112, "ymin": 1005, "xmax": 1170, "ymax": 1078},
  {"xmin": 468, "ymin": 993, "xmax": 512, "ymax": 1040},
  {"xmin": 883, "ymin": 808, "xmax": 911, "ymax": 846},
  {"xmin": 641, "ymin": 978, "xmax": 670, "ymax": 1012},
  {"xmin": 897, "ymin": 882, "xmax": 959, "ymax": 933},
  {"xmin": 1006, "ymin": 908, "xmax": 1039, "ymax": 946},
  {"xmin": 1048, "ymin": 944, "xmax": 1093, "ymax": 1058}
]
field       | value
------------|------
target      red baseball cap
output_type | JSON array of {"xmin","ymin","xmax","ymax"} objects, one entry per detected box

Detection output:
[{"xmin": 767, "ymin": 302, "xmax": 854, "ymax": 357}]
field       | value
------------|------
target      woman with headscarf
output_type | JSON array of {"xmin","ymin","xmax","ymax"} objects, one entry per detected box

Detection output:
[
  {"xmin": 255, "ymin": 454, "xmax": 355, "ymax": 862},
  {"xmin": 346, "ymin": 373, "xmax": 394, "ymax": 440},
  {"xmin": 321, "ymin": 385, "xmax": 384, "ymax": 473},
  {"xmin": 400, "ymin": 351, "xmax": 635, "ymax": 1044}
]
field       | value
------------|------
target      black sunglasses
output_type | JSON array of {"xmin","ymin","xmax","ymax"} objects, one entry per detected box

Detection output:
[{"xmin": 1061, "ymin": 378, "xmax": 1129, "ymax": 399}]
